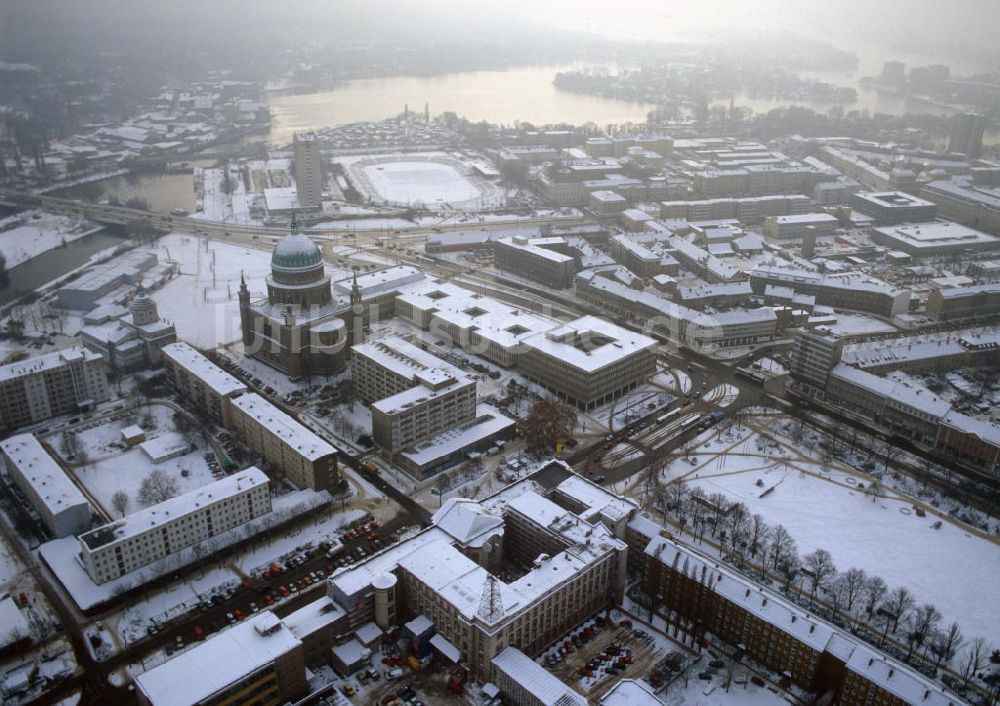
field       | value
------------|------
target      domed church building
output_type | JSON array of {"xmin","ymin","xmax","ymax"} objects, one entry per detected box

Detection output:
[{"xmin": 239, "ymin": 220, "xmax": 359, "ymax": 376}]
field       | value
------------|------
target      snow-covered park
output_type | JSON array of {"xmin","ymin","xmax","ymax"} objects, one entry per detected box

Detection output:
[
  {"xmin": 658, "ymin": 414, "xmax": 1000, "ymax": 643},
  {"xmin": 43, "ymin": 402, "xmax": 215, "ymax": 517}
]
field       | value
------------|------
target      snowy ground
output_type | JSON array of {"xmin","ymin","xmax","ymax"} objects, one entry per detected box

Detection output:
[
  {"xmin": 44, "ymin": 402, "xmax": 214, "ymax": 517},
  {"xmin": 658, "ymin": 413, "xmax": 1000, "ymax": 642},
  {"xmin": 148, "ymin": 233, "xmax": 350, "ymax": 349},
  {"xmin": 0, "ymin": 210, "xmax": 101, "ymax": 268},
  {"xmin": 658, "ymin": 676, "xmax": 788, "ymax": 706},
  {"xmin": 0, "ymin": 531, "xmax": 25, "ymax": 588}
]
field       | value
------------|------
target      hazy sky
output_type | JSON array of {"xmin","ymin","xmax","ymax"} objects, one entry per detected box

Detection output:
[{"xmin": 2, "ymin": 0, "xmax": 997, "ymax": 74}]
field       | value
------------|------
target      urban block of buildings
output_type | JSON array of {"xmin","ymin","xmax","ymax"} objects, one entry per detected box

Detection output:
[
  {"xmin": 162, "ymin": 342, "xmax": 248, "ymax": 425},
  {"xmin": 134, "ymin": 463, "xmax": 967, "ymax": 706},
  {"xmin": 790, "ymin": 327, "xmax": 1000, "ymax": 470}
]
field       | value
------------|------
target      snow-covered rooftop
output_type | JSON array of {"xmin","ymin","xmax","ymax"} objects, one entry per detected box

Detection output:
[
  {"xmin": 0, "ymin": 346, "xmax": 101, "ymax": 382},
  {"xmin": 492, "ymin": 646, "xmax": 586, "ymax": 706},
  {"xmin": 399, "ymin": 406, "xmax": 515, "ymax": 468},
  {"xmin": 162, "ymin": 342, "xmax": 247, "ymax": 397},
  {"xmin": 134, "ymin": 611, "xmax": 301, "ymax": 706},
  {"xmin": 332, "ymin": 265, "xmax": 424, "ymax": 298},
  {"xmin": 230, "ymin": 394, "xmax": 336, "ymax": 461},
  {"xmin": 432, "ymin": 497, "xmax": 505, "ymax": 549},
  {"xmin": 521, "ymin": 315, "xmax": 656, "ymax": 373},
  {"xmin": 0, "ymin": 434, "xmax": 90, "ymax": 518},
  {"xmin": 830, "ymin": 364, "xmax": 952, "ymax": 417},
  {"xmin": 78, "ymin": 467, "xmax": 269, "ymax": 551}
]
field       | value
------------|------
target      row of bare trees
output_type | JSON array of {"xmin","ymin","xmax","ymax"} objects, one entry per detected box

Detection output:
[{"xmin": 659, "ymin": 482, "xmax": 998, "ymax": 695}]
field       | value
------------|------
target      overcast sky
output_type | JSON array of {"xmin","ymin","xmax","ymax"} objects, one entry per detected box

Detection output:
[{"xmin": 2, "ymin": 0, "xmax": 997, "ymax": 73}]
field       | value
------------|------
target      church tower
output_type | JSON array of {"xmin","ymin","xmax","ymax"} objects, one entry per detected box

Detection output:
[
  {"xmin": 350, "ymin": 268, "xmax": 362, "ymax": 308},
  {"xmin": 238, "ymin": 272, "xmax": 254, "ymax": 347}
]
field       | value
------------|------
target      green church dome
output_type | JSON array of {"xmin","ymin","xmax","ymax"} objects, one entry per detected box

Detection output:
[{"xmin": 271, "ymin": 232, "xmax": 322, "ymax": 271}]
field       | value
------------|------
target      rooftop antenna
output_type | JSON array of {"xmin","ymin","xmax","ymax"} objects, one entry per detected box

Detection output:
[{"xmin": 477, "ymin": 574, "xmax": 505, "ymax": 622}]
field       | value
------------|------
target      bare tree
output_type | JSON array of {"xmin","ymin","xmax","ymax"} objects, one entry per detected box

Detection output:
[
  {"xmin": 840, "ymin": 568, "xmax": 867, "ymax": 619},
  {"xmin": 747, "ymin": 513, "xmax": 770, "ymax": 559},
  {"xmin": 905, "ymin": 604, "xmax": 941, "ymax": 660},
  {"xmin": 884, "ymin": 586, "xmax": 916, "ymax": 637},
  {"xmin": 930, "ymin": 622, "xmax": 963, "ymax": 671},
  {"xmin": 111, "ymin": 491, "xmax": 131, "ymax": 518},
  {"xmin": 138, "ymin": 469, "xmax": 179, "ymax": 506},
  {"xmin": 862, "ymin": 575, "xmax": 888, "ymax": 623},
  {"xmin": 959, "ymin": 637, "xmax": 990, "ymax": 687},
  {"xmin": 727, "ymin": 502, "xmax": 749, "ymax": 553},
  {"xmin": 768, "ymin": 524, "xmax": 796, "ymax": 572},
  {"xmin": 803, "ymin": 549, "xmax": 836, "ymax": 604}
]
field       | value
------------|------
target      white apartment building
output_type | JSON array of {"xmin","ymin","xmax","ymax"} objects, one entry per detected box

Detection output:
[
  {"xmin": 352, "ymin": 336, "xmax": 476, "ymax": 455},
  {"xmin": 162, "ymin": 342, "xmax": 247, "ymax": 425},
  {"xmin": 228, "ymin": 393, "xmax": 338, "ymax": 491},
  {"xmin": 0, "ymin": 434, "xmax": 91, "ymax": 538},
  {"xmin": 78, "ymin": 468, "xmax": 271, "ymax": 584},
  {"xmin": 0, "ymin": 347, "xmax": 109, "ymax": 431}
]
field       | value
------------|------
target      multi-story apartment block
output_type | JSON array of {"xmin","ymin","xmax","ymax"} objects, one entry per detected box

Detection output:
[
  {"xmin": 494, "ymin": 236, "xmax": 578, "ymax": 289},
  {"xmin": 78, "ymin": 468, "xmax": 271, "ymax": 584},
  {"xmin": 0, "ymin": 434, "xmax": 91, "ymax": 538},
  {"xmin": 135, "ymin": 611, "xmax": 308, "ymax": 706},
  {"xmin": 293, "ymin": 132, "xmax": 322, "ymax": 209},
  {"xmin": 161, "ymin": 342, "xmax": 247, "ymax": 425},
  {"xmin": 519, "ymin": 316, "xmax": 656, "ymax": 409},
  {"xmin": 749, "ymin": 268, "xmax": 911, "ymax": 318},
  {"xmin": 351, "ymin": 337, "xmax": 476, "ymax": 455},
  {"xmin": 641, "ymin": 535, "xmax": 961, "ymax": 706},
  {"xmin": 789, "ymin": 327, "xmax": 845, "ymax": 391},
  {"xmin": 228, "ymin": 394, "xmax": 338, "ymax": 491},
  {"xmin": 0, "ymin": 347, "xmax": 109, "ymax": 431},
  {"xmin": 926, "ymin": 283, "xmax": 1000, "ymax": 321}
]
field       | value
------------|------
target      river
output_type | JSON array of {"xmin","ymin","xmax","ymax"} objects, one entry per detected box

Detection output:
[
  {"xmin": 0, "ymin": 228, "xmax": 130, "ymax": 306},
  {"xmin": 51, "ymin": 58, "xmax": 996, "ymax": 215}
]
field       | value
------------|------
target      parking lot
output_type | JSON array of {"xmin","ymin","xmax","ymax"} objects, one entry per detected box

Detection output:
[{"xmin": 538, "ymin": 613, "xmax": 679, "ymax": 701}]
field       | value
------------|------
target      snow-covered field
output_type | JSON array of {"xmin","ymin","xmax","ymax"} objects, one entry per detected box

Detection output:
[
  {"xmin": 664, "ymin": 417, "xmax": 1000, "ymax": 642},
  {"xmin": 339, "ymin": 152, "xmax": 504, "ymax": 210},
  {"xmin": 659, "ymin": 677, "xmax": 788, "ymax": 706},
  {"xmin": 0, "ymin": 532, "xmax": 25, "ymax": 589},
  {"xmin": 0, "ymin": 211, "xmax": 101, "ymax": 268},
  {"xmin": 363, "ymin": 160, "xmax": 480, "ymax": 205}
]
